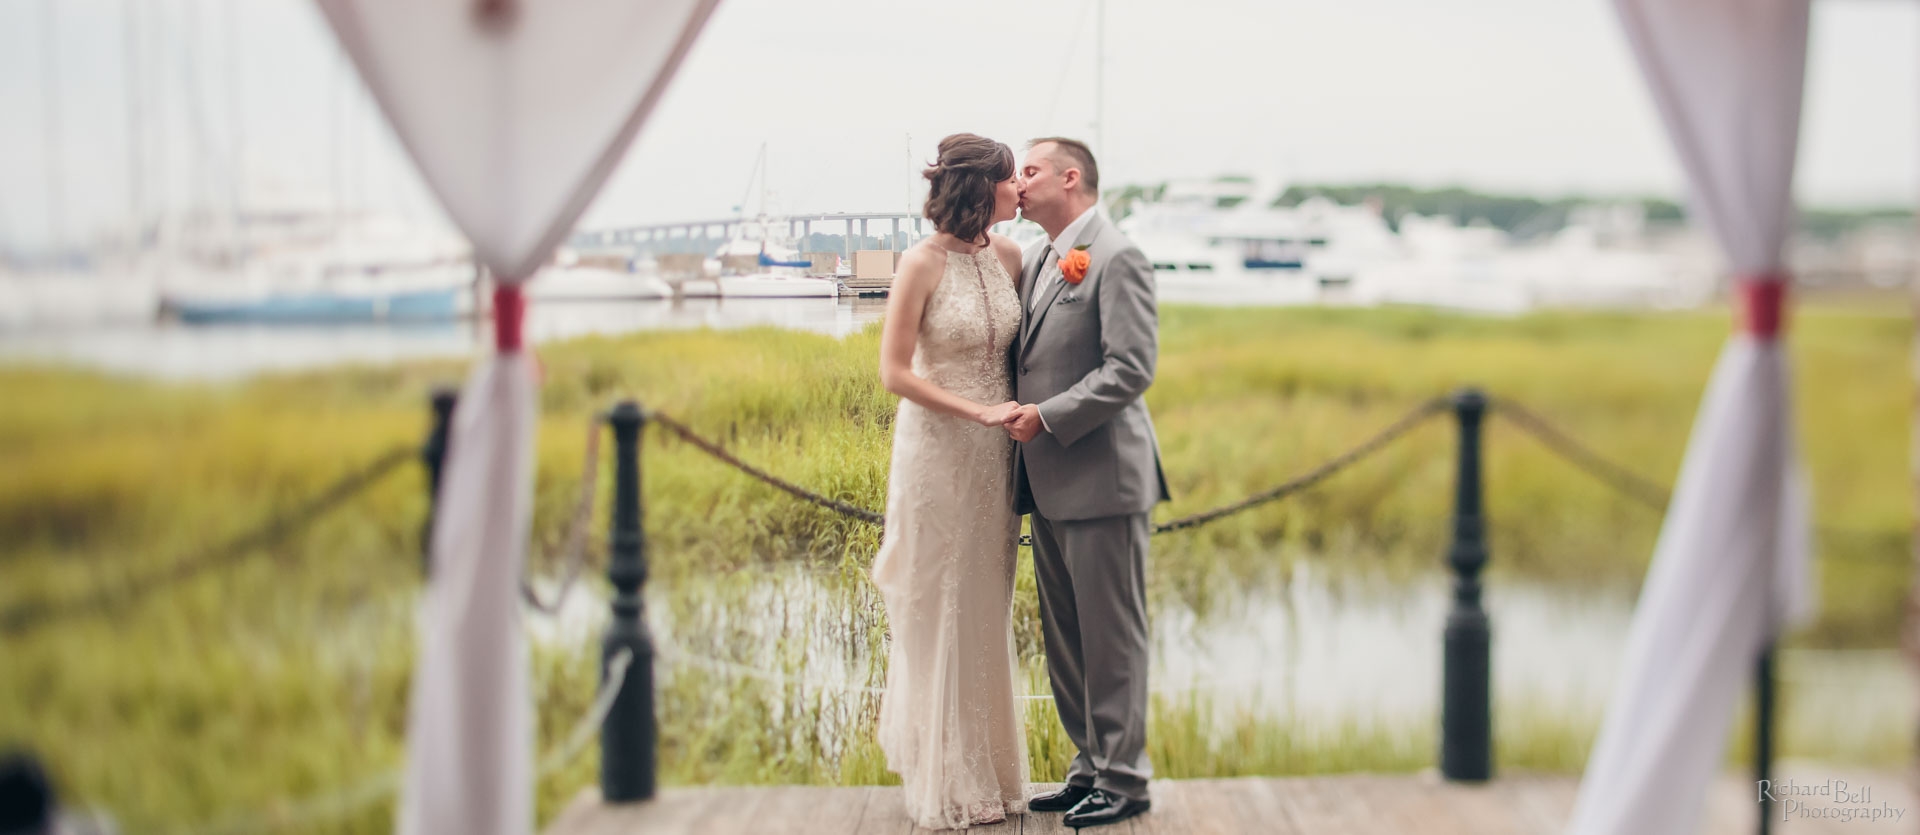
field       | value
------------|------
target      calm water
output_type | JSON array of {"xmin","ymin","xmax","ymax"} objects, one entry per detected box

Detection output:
[
  {"xmin": 529, "ymin": 562, "xmax": 1913, "ymax": 759},
  {"xmin": 0, "ymin": 293, "xmax": 891, "ymax": 380}
]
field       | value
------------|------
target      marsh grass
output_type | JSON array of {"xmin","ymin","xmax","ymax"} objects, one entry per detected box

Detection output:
[{"xmin": 0, "ymin": 304, "xmax": 1908, "ymax": 832}]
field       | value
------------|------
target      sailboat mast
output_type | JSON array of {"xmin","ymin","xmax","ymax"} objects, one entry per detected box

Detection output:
[
  {"xmin": 1095, "ymin": 0, "xmax": 1103, "ymax": 156},
  {"xmin": 227, "ymin": 0, "xmax": 245, "ymax": 265},
  {"xmin": 124, "ymin": 0, "xmax": 143, "ymax": 248},
  {"xmin": 330, "ymin": 46, "xmax": 343, "ymax": 248},
  {"xmin": 151, "ymin": 0, "xmax": 168, "ymax": 248},
  {"xmin": 737, "ymin": 141, "xmax": 766, "ymax": 219},
  {"xmin": 42, "ymin": 0, "xmax": 64, "ymax": 256}
]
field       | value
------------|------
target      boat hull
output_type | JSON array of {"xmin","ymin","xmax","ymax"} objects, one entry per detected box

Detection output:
[
  {"xmin": 715, "ymin": 274, "xmax": 838, "ymax": 299},
  {"xmin": 163, "ymin": 284, "xmax": 466, "ymax": 324}
]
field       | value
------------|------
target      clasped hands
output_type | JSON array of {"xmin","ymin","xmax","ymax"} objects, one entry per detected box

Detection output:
[{"xmin": 978, "ymin": 401, "xmax": 1043, "ymax": 442}]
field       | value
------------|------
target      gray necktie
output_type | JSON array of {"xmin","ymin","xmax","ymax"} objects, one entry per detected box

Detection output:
[{"xmin": 1030, "ymin": 244, "xmax": 1057, "ymax": 312}]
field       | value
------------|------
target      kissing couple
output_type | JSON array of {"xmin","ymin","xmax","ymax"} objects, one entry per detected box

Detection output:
[{"xmin": 870, "ymin": 133, "xmax": 1170, "ymax": 830}]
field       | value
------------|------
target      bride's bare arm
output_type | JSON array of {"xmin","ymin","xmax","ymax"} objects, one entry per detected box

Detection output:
[{"xmin": 880, "ymin": 245, "xmax": 1019, "ymax": 426}]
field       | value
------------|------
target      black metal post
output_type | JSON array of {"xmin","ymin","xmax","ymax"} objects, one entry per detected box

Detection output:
[
  {"xmin": 1441, "ymin": 387, "xmax": 1493, "ymax": 782},
  {"xmin": 602, "ymin": 401, "xmax": 656, "ymax": 802},
  {"xmin": 0, "ymin": 750, "xmax": 55, "ymax": 835},
  {"xmin": 1756, "ymin": 644, "xmax": 1776, "ymax": 834},
  {"xmin": 420, "ymin": 388, "xmax": 458, "ymax": 577}
]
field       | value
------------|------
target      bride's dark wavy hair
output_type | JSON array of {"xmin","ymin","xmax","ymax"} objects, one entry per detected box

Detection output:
[{"xmin": 922, "ymin": 134, "xmax": 1015, "ymax": 244}]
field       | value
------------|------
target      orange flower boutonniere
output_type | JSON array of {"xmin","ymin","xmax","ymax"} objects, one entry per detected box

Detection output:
[{"xmin": 1057, "ymin": 245, "xmax": 1092, "ymax": 284}]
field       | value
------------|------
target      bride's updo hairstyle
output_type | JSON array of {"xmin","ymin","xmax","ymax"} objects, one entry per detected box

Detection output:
[{"xmin": 922, "ymin": 133, "xmax": 1015, "ymax": 244}]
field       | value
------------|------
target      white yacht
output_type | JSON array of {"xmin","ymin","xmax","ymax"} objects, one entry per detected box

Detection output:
[
  {"xmin": 1120, "ymin": 181, "xmax": 1393, "ymax": 306},
  {"xmin": 1118, "ymin": 178, "xmax": 1708, "ymax": 313},
  {"xmin": 1355, "ymin": 207, "xmax": 1712, "ymax": 313},
  {"xmin": 526, "ymin": 265, "xmax": 673, "ymax": 301},
  {"xmin": 715, "ymin": 274, "xmax": 838, "ymax": 298}
]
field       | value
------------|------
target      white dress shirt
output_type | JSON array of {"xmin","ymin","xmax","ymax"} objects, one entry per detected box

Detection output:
[{"xmin": 1030, "ymin": 204, "xmax": 1101, "ymax": 312}]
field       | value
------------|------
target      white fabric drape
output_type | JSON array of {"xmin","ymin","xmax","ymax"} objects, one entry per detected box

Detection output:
[
  {"xmin": 313, "ymin": 0, "xmax": 722, "ymax": 282},
  {"xmin": 396, "ymin": 353, "xmax": 538, "ymax": 835},
  {"xmin": 1568, "ymin": 2, "xmax": 1814, "ymax": 834},
  {"xmin": 309, "ymin": 3, "xmax": 720, "ymax": 834}
]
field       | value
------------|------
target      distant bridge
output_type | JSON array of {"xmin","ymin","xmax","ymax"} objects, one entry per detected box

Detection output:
[{"xmin": 571, "ymin": 212, "xmax": 931, "ymax": 257}]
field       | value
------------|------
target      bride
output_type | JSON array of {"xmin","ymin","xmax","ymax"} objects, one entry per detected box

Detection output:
[{"xmin": 870, "ymin": 133, "xmax": 1029, "ymax": 829}]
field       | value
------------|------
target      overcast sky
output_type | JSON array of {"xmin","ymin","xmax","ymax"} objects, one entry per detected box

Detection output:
[{"xmin": 0, "ymin": 0, "xmax": 1913, "ymax": 252}]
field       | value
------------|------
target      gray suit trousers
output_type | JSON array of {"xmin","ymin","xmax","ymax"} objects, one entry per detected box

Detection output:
[{"xmin": 1030, "ymin": 509, "xmax": 1153, "ymax": 800}]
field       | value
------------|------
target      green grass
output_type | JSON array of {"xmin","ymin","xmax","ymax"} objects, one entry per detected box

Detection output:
[{"xmin": 0, "ymin": 303, "xmax": 1910, "ymax": 832}]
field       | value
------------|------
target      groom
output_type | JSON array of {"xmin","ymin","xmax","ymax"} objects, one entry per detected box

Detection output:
[{"xmin": 1005, "ymin": 137, "xmax": 1170, "ymax": 829}]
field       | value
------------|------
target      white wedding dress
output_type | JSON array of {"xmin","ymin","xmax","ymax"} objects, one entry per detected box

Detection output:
[{"xmin": 871, "ymin": 244, "xmax": 1029, "ymax": 829}]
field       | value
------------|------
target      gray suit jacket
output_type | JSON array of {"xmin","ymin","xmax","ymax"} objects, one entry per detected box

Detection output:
[{"xmin": 1011, "ymin": 212, "xmax": 1172, "ymax": 521}]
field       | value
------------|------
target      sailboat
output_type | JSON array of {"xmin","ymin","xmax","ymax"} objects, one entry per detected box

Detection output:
[
  {"xmin": 524, "ymin": 246, "xmax": 674, "ymax": 301},
  {"xmin": 146, "ymin": 2, "xmax": 474, "ymax": 325},
  {"xmin": 157, "ymin": 211, "xmax": 476, "ymax": 323},
  {"xmin": 698, "ymin": 144, "xmax": 838, "ymax": 298},
  {"xmin": 162, "ymin": 278, "xmax": 467, "ymax": 323}
]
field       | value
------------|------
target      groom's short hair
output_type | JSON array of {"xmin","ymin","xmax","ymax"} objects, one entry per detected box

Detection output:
[{"xmin": 1028, "ymin": 137, "xmax": 1099, "ymax": 197}]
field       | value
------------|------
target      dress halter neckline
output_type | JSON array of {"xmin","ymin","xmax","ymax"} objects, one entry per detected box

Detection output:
[{"xmin": 933, "ymin": 235, "xmax": 991, "ymax": 256}]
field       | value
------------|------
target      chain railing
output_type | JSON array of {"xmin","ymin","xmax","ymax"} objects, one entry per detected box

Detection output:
[
  {"xmin": 610, "ymin": 391, "xmax": 1488, "ymax": 788},
  {"xmin": 1489, "ymin": 397, "xmax": 1673, "ymax": 510},
  {"xmin": 1151, "ymin": 396, "xmax": 1452, "ymax": 534},
  {"xmin": 1492, "ymin": 396, "xmax": 1905, "ymax": 563},
  {"xmin": 629, "ymin": 393, "xmax": 1900, "ymax": 561},
  {"xmin": 1, "ymin": 399, "xmax": 608, "ymax": 637},
  {"xmin": 162, "ymin": 648, "xmax": 634, "ymax": 835},
  {"xmin": 646, "ymin": 411, "xmax": 886, "ymax": 526},
  {"xmin": 1486, "ymin": 393, "xmax": 1898, "ymax": 810},
  {"xmin": 641, "ymin": 396, "xmax": 1455, "ymax": 539},
  {"xmin": 31, "ymin": 386, "xmax": 1877, "ymax": 637},
  {"xmin": 0, "ymin": 445, "xmax": 415, "ymax": 636},
  {"xmin": 520, "ymin": 414, "xmax": 607, "ymax": 615},
  {"xmin": 17, "ymin": 382, "xmax": 1894, "ymax": 828},
  {"xmin": 611, "ymin": 386, "xmax": 1898, "ymax": 799}
]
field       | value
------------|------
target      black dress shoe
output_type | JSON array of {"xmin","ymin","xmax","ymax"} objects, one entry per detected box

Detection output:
[
  {"xmin": 1064, "ymin": 789, "xmax": 1151, "ymax": 828},
  {"xmin": 1027, "ymin": 783, "xmax": 1094, "ymax": 813}
]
